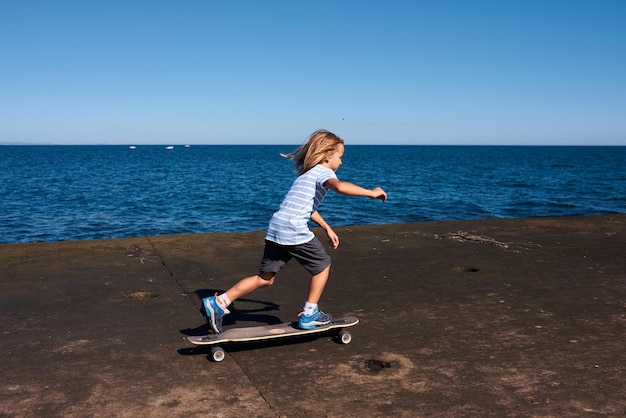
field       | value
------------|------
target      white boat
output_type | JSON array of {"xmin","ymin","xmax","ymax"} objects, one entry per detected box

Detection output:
[
  {"xmin": 129, "ymin": 146, "xmax": 136, "ymax": 149},
  {"xmin": 166, "ymin": 146, "xmax": 174, "ymax": 150}
]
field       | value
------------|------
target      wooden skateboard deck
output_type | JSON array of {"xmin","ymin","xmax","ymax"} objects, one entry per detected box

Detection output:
[{"xmin": 188, "ymin": 316, "xmax": 359, "ymax": 362}]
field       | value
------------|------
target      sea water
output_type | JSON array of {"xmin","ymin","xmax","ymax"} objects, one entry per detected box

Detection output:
[{"xmin": 1, "ymin": 145, "xmax": 624, "ymax": 244}]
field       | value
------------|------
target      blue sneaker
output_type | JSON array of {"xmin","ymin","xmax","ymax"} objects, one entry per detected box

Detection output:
[
  {"xmin": 298, "ymin": 309, "xmax": 332, "ymax": 330},
  {"xmin": 203, "ymin": 296, "xmax": 228, "ymax": 334}
]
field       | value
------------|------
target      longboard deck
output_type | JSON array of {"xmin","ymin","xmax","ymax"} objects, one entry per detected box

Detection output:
[{"xmin": 187, "ymin": 316, "xmax": 359, "ymax": 346}]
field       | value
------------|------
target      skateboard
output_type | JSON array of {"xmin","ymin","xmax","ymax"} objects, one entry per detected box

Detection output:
[{"xmin": 187, "ymin": 316, "xmax": 359, "ymax": 362}]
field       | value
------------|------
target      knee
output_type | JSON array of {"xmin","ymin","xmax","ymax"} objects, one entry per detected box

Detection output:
[{"xmin": 258, "ymin": 272, "xmax": 276, "ymax": 286}]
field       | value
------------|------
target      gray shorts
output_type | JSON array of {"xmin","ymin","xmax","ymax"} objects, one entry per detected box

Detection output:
[{"xmin": 260, "ymin": 238, "xmax": 331, "ymax": 276}]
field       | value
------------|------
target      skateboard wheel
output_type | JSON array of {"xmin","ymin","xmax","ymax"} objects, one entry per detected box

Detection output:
[
  {"xmin": 337, "ymin": 330, "xmax": 352, "ymax": 344},
  {"xmin": 210, "ymin": 346, "xmax": 226, "ymax": 362}
]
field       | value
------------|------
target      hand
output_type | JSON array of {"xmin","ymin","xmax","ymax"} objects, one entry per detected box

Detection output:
[
  {"xmin": 371, "ymin": 187, "xmax": 387, "ymax": 202},
  {"xmin": 326, "ymin": 227, "xmax": 340, "ymax": 249}
]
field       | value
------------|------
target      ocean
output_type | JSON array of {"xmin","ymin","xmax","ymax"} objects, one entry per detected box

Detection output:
[{"xmin": 1, "ymin": 145, "xmax": 625, "ymax": 244}]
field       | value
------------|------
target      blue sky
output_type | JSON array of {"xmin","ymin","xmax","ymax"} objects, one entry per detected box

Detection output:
[{"xmin": 1, "ymin": 1, "xmax": 625, "ymax": 145}]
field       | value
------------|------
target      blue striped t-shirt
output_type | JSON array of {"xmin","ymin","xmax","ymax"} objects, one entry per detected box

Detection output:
[{"xmin": 265, "ymin": 164, "xmax": 337, "ymax": 245}]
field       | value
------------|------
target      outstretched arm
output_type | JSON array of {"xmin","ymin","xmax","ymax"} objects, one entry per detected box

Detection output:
[
  {"xmin": 324, "ymin": 178, "xmax": 387, "ymax": 202},
  {"xmin": 310, "ymin": 210, "xmax": 339, "ymax": 249}
]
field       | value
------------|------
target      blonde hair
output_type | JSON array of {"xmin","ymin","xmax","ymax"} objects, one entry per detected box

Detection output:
[{"xmin": 282, "ymin": 130, "xmax": 344, "ymax": 174}]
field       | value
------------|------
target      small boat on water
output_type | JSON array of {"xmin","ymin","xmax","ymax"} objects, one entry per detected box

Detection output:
[
  {"xmin": 129, "ymin": 146, "xmax": 136, "ymax": 149},
  {"xmin": 166, "ymin": 146, "xmax": 174, "ymax": 150}
]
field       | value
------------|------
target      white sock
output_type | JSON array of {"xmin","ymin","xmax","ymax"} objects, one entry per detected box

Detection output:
[
  {"xmin": 303, "ymin": 301, "xmax": 318, "ymax": 316},
  {"xmin": 216, "ymin": 293, "xmax": 231, "ymax": 314}
]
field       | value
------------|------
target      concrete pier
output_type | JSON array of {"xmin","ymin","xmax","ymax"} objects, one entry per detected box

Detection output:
[{"xmin": 1, "ymin": 215, "xmax": 625, "ymax": 417}]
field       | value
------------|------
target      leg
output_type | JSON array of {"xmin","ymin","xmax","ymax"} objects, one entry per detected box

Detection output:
[
  {"xmin": 298, "ymin": 264, "xmax": 333, "ymax": 330},
  {"xmin": 204, "ymin": 272, "xmax": 275, "ymax": 334},
  {"xmin": 306, "ymin": 264, "xmax": 331, "ymax": 304},
  {"xmin": 225, "ymin": 240, "xmax": 288, "ymax": 302},
  {"xmin": 225, "ymin": 271, "xmax": 276, "ymax": 302},
  {"xmin": 205, "ymin": 241, "xmax": 286, "ymax": 334}
]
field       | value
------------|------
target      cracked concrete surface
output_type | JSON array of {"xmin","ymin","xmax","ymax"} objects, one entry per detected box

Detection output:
[{"xmin": 1, "ymin": 215, "xmax": 625, "ymax": 417}]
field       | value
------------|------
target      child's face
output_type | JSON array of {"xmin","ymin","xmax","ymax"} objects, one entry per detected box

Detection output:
[{"xmin": 326, "ymin": 144, "xmax": 344, "ymax": 172}]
